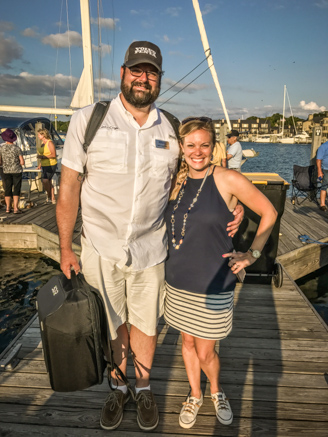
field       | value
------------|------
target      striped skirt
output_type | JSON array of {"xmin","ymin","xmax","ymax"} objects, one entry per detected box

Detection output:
[{"xmin": 164, "ymin": 283, "xmax": 234, "ymax": 341}]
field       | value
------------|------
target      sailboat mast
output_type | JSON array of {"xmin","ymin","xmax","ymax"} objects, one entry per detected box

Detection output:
[
  {"xmin": 282, "ymin": 84, "xmax": 286, "ymax": 137},
  {"xmin": 192, "ymin": 0, "xmax": 231, "ymax": 130},
  {"xmin": 70, "ymin": 0, "xmax": 94, "ymax": 108}
]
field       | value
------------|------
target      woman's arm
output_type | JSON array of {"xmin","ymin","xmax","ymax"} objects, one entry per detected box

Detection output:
[
  {"xmin": 45, "ymin": 140, "xmax": 57, "ymax": 159},
  {"xmin": 222, "ymin": 171, "xmax": 278, "ymax": 275}
]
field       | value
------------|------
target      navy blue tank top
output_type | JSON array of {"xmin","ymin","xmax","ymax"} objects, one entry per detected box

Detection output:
[{"xmin": 165, "ymin": 171, "xmax": 236, "ymax": 295}]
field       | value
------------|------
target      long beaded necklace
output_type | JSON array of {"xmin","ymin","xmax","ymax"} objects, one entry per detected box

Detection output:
[{"xmin": 171, "ymin": 166, "xmax": 211, "ymax": 250}]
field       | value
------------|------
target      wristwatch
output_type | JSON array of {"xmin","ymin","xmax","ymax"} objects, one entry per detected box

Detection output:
[{"xmin": 248, "ymin": 248, "xmax": 261, "ymax": 259}]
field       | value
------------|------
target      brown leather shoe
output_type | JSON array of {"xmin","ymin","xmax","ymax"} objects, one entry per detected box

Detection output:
[
  {"xmin": 100, "ymin": 389, "xmax": 130, "ymax": 430},
  {"xmin": 135, "ymin": 389, "xmax": 159, "ymax": 431}
]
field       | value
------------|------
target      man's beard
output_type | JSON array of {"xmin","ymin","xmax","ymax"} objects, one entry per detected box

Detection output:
[{"xmin": 121, "ymin": 78, "xmax": 160, "ymax": 108}]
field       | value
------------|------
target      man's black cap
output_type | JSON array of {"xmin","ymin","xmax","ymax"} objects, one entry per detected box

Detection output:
[
  {"xmin": 226, "ymin": 129, "xmax": 240, "ymax": 138},
  {"xmin": 124, "ymin": 41, "xmax": 163, "ymax": 72}
]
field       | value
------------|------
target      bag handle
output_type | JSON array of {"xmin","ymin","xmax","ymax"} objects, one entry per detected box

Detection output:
[{"xmin": 70, "ymin": 270, "xmax": 80, "ymax": 290}]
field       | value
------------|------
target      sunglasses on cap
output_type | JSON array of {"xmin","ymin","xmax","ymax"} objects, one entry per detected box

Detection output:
[{"xmin": 181, "ymin": 116, "xmax": 213, "ymax": 125}]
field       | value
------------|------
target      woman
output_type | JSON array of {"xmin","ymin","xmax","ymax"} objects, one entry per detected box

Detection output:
[
  {"xmin": 37, "ymin": 128, "xmax": 57, "ymax": 204},
  {"xmin": 164, "ymin": 117, "xmax": 277, "ymax": 429},
  {"xmin": 0, "ymin": 129, "xmax": 25, "ymax": 214}
]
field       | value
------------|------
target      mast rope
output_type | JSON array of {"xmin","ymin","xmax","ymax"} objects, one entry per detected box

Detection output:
[
  {"xmin": 65, "ymin": 0, "xmax": 74, "ymax": 99},
  {"xmin": 52, "ymin": 0, "xmax": 65, "ymax": 109},
  {"xmin": 159, "ymin": 51, "xmax": 210, "ymax": 98},
  {"xmin": 159, "ymin": 63, "xmax": 212, "ymax": 108}
]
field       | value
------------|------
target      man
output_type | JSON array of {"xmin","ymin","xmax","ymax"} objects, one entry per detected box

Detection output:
[
  {"xmin": 56, "ymin": 41, "xmax": 243, "ymax": 431},
  {"xmin": 316, "ymin": 140, "xmax": 328, "ymax": 211},
  {"xmin": 226, "ymin": 129, "xmax": 243, "ymax": 171}
]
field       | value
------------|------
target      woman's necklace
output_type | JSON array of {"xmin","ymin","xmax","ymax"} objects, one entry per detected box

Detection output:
[{"xmin": 171, "ymin": 166, "xmax": 211, "ymax": 250}]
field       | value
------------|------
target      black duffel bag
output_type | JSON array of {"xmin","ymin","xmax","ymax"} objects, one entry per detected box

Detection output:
[{"xmin": 36, "ymin": 271, "xmax": 108, "ymax": 392}]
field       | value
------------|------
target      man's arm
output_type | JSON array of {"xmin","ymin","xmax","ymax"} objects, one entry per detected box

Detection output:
[
  {"xmin": 316, "ymin": 158, "xmax": 323, "ymax": 178},
  {"xmin": 226, "ymin": 154, "xmax": 233, "ymax": 160},
  {"xmin": 226, "ymin": 203, "xmax": 244, "ymax": 237},
  {"xmin": 56, "ymin": 165, "xmax": 81, "ymax": 278}
]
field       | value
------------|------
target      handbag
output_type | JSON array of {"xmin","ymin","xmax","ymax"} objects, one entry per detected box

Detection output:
[{"xmin": 36, "ymin": 271, "xmax": 129, "ymax": 392}]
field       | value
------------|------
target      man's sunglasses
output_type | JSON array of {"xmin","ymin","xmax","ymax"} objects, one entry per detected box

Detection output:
[
  {"xmin": 181, "ymin": 116, "xmax": 213, "ymax": 125},
  {"xmin": 124, "ymin": 65, "xmax": 163, "ymax": 81}
]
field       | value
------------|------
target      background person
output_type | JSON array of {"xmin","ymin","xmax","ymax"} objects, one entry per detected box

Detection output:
[
  {"xmin": 316, "ymin": 140, "xmax": 328, "ymax": 211},
  {"xmin": 226, "ymin": 129, "xmax": 242, "ymax": 171},
  {"xmin": 0, "ymin": 129, "xmax": 25, "ymax": 214},
  {"xmin": 164, "ymin": 117, "xmax": 277, "ymax": 429},
  {"xmin": 56, "ymin": 41, "xmax": 244, "ymax": 432},
  {"xmin": 37, "ymin": 128, "xmax": 57, "ymax": 204}
]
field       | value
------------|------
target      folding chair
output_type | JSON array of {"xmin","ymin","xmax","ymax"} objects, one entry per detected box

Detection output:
[{"xmin": 291, "ymin": 165, "xmax": 320, "ymax": 206}]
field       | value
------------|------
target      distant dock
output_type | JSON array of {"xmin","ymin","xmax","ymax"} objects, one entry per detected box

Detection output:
[{"xmin": 0, "ymin": 192, "xmax": 327, "ymax": 436}]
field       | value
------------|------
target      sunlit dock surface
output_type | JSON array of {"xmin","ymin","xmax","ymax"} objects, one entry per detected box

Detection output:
[{"xmin": 0, "ymin": 193, "xmax": 327, "ymax": 436}]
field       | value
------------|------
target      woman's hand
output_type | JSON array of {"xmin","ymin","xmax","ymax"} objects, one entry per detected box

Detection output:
[
  {"xmin": 222, "ymin": 250, "xmax": 256, "ymax": 275},
  {"xmin": 226, "ymin": 203, "xmax": 244, "ymax": 237}
]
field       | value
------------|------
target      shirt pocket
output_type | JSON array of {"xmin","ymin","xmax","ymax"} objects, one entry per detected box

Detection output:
[
  {"xmin": 89, "ymin": 129, "xmax": 128, "ymax": 174},
  {"xmin": 150, "ymin": 142, "xmax": 178, "ymax": 179}
]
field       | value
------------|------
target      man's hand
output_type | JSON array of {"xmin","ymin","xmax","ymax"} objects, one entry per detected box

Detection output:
[
  {"xmin": 60, "ymin": 248, "xmax": 80, "ymax": 279},
  {"xmin": 226, "ymin": 203, "xmax": 244, "ymax": 237}
]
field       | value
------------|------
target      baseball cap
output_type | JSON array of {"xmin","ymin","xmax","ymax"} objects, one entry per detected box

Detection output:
[
  {"xmin": 124, "ymin": 41, "xmax": 163, "ymax": 72},
  {"xmin": 226, "ymin": 129, "xmax": 240, "ymax": 138}
]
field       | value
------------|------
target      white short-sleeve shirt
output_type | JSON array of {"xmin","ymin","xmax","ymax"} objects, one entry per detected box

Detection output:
[
  {"xmin": 62, "ymin": 94, "xmax": 180, "ymax": 270},
  {"xmin": 227, "ymin": 141, "xmax": 243, "ymax": 169}
]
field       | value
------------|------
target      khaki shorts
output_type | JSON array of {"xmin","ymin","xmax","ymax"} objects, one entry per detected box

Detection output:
[{"xmin": 80, "ymin": 237, "xmax": 165, "ymax": 340}]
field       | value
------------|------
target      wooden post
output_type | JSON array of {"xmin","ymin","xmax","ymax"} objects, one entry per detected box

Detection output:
[
  {"xmin": 310, "ymin": 126, "xmax": 322, "ymax": 165},
  {"xmin": 35, "ymin": 122, "xmax": 44, "ymax": 192}
]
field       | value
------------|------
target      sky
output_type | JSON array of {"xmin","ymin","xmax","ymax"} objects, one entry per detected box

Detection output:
[{"xmin": 0, "ymin": 0, "xmax": 327, "ymax": 123}]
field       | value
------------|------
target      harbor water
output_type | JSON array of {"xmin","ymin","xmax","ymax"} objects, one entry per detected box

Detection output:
[{"xmin": 0, "ymin": 253, "xmax": 60, "ymax": 354}]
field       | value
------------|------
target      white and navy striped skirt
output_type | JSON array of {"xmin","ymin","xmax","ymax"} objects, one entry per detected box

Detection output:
[{"xmin": 164, "ymin": 283, "xmax": 234, "ymax": 341}]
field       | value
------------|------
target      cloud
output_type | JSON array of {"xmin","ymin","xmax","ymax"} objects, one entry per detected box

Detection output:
[
  {"xmin": 0, "ymin": 33, "xmax": 23, "ymax": 68},
  {"xmin": 90, "ymin": 17, "xmax": 118, "ymax": 29},
  {"xmin": 0, "ymin": 72, "xmax": 79, "ymax": 96},
  {"xmin": 165, "ymin": 7, "xmax": 182, "ymax": 17},
  {"xmin": 42, "ymin": 30, "xmax": 82, "ymax": 48},
  {"xmin": 299, "ymin": 100, "xmax": 326, "ymax": 112},
  {"xmin": 22, "ymin": 28, "xmax": 39, "ymax": 38},
  {"xmin": 202, "ymin": 3, "xmax": 218, "ymax": 15},
  {"xmin": 92, "ymin": 43, "xmax": 112, "ymax": 55},
  {"xmin": 0, "ymin": 72, "xmax": 118, "ymax": 99},
  {"xmin": 315, "ymin": 0, "xmax": 328, "ymax": 8},
  {"xmin": 162, "ymin": 35, "xmax": 183, "ymax": 44},
  {"xmin": 0, "ymin": 21, "xmax": 14, "ymax": 32}
]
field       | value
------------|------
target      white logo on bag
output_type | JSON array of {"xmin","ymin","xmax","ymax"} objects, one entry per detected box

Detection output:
[
  {"xmin": 52, "ymin": 285, "xmax": 59, "ymax": 296},
  {"xmin": 135, "ymin": 47, "xmax": 157, "ymax": 58}
]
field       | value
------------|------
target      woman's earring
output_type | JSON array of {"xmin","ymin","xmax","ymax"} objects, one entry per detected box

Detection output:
[
  {"xmin": 211, "ymin": 154, "xmax": 214, "ymax": 160},
  {"xmin": 182, "ymin": 154, "xmax": 185, "ymax": 162}
]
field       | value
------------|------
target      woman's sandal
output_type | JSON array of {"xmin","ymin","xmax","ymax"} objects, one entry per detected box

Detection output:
[
  {"xmin": 6, "ymin": 209, "xmax": 11, "ymax": 213},
  {"xmin": 13, "ymin": 209, "xmax": 23, "ymax": 214}
]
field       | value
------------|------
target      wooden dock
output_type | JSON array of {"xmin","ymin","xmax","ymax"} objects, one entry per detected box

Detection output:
[{"xmin": 0, "ymin": 193, "xmax": 328, "ymax": 436}]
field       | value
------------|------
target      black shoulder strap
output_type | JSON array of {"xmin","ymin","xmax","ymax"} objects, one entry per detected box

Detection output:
[
  {"xmin": 159, "ymin": 108, "xmax": 180, "ymax": 141},
  {"xmin": 83, "ymin": 100, "xmax": 111, "ymax": 152}
]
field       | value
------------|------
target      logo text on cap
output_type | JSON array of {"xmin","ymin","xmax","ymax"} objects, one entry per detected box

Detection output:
[{"xmin": 134, "ymin": 47, "xmax": 157, "ymax": 58}]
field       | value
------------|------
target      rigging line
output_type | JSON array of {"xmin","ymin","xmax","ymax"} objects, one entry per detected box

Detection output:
[
  {"xmin": 53, "ymin": 0, "xmax": 65, "ymax": 108},
  {"xmin": 65, "ymin": 0, "xmax": 73, "ymax": 99},
  {"xmin": 109, "ymin": 0, "xmax": 116, "ymax": 100},
  {"xmin": 286, "ymin": 87, "xmax": 297, "ymax": 134},
  {"xmin": 97, "ymin": 0, "xmax": 102, "ymax": 101},
  {"xmin": 158, "ymin": 64, "xmax": 212, "ymax": 108},
  {"xmin": 159, "ymin": 52, "xmax": 210, "ymax": 97}
]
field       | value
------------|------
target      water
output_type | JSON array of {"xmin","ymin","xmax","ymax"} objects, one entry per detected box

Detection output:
[
  {"xmin": 296, "ymin": 265, "xmax": 328, "ymax": 325},
  {"xmin": 241, "ymin": 142, "xmax": 311, "ymax": 194},
  {"xmin": 0, "ymin": 252, "xmax": 60, "ymax": 354}
]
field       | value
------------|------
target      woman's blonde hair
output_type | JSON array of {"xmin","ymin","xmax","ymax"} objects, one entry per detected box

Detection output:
[
  {"xmin": 37, "ymin": 128, "xmax": 51, "ymax": 140},
  {"xmin": 169, "ymin": 118, "xmax": 225, "ymax": 200}
]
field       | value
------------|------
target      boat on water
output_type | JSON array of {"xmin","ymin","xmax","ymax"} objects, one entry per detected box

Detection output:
[{"xmin": 0, "ymin": 116, "xmax": 63, "ymax": 169}]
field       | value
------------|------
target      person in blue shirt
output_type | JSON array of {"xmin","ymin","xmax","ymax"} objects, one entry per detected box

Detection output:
[{"xmin": 316, "ymin": 141, "xmax": 328, "ymax": 211}]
